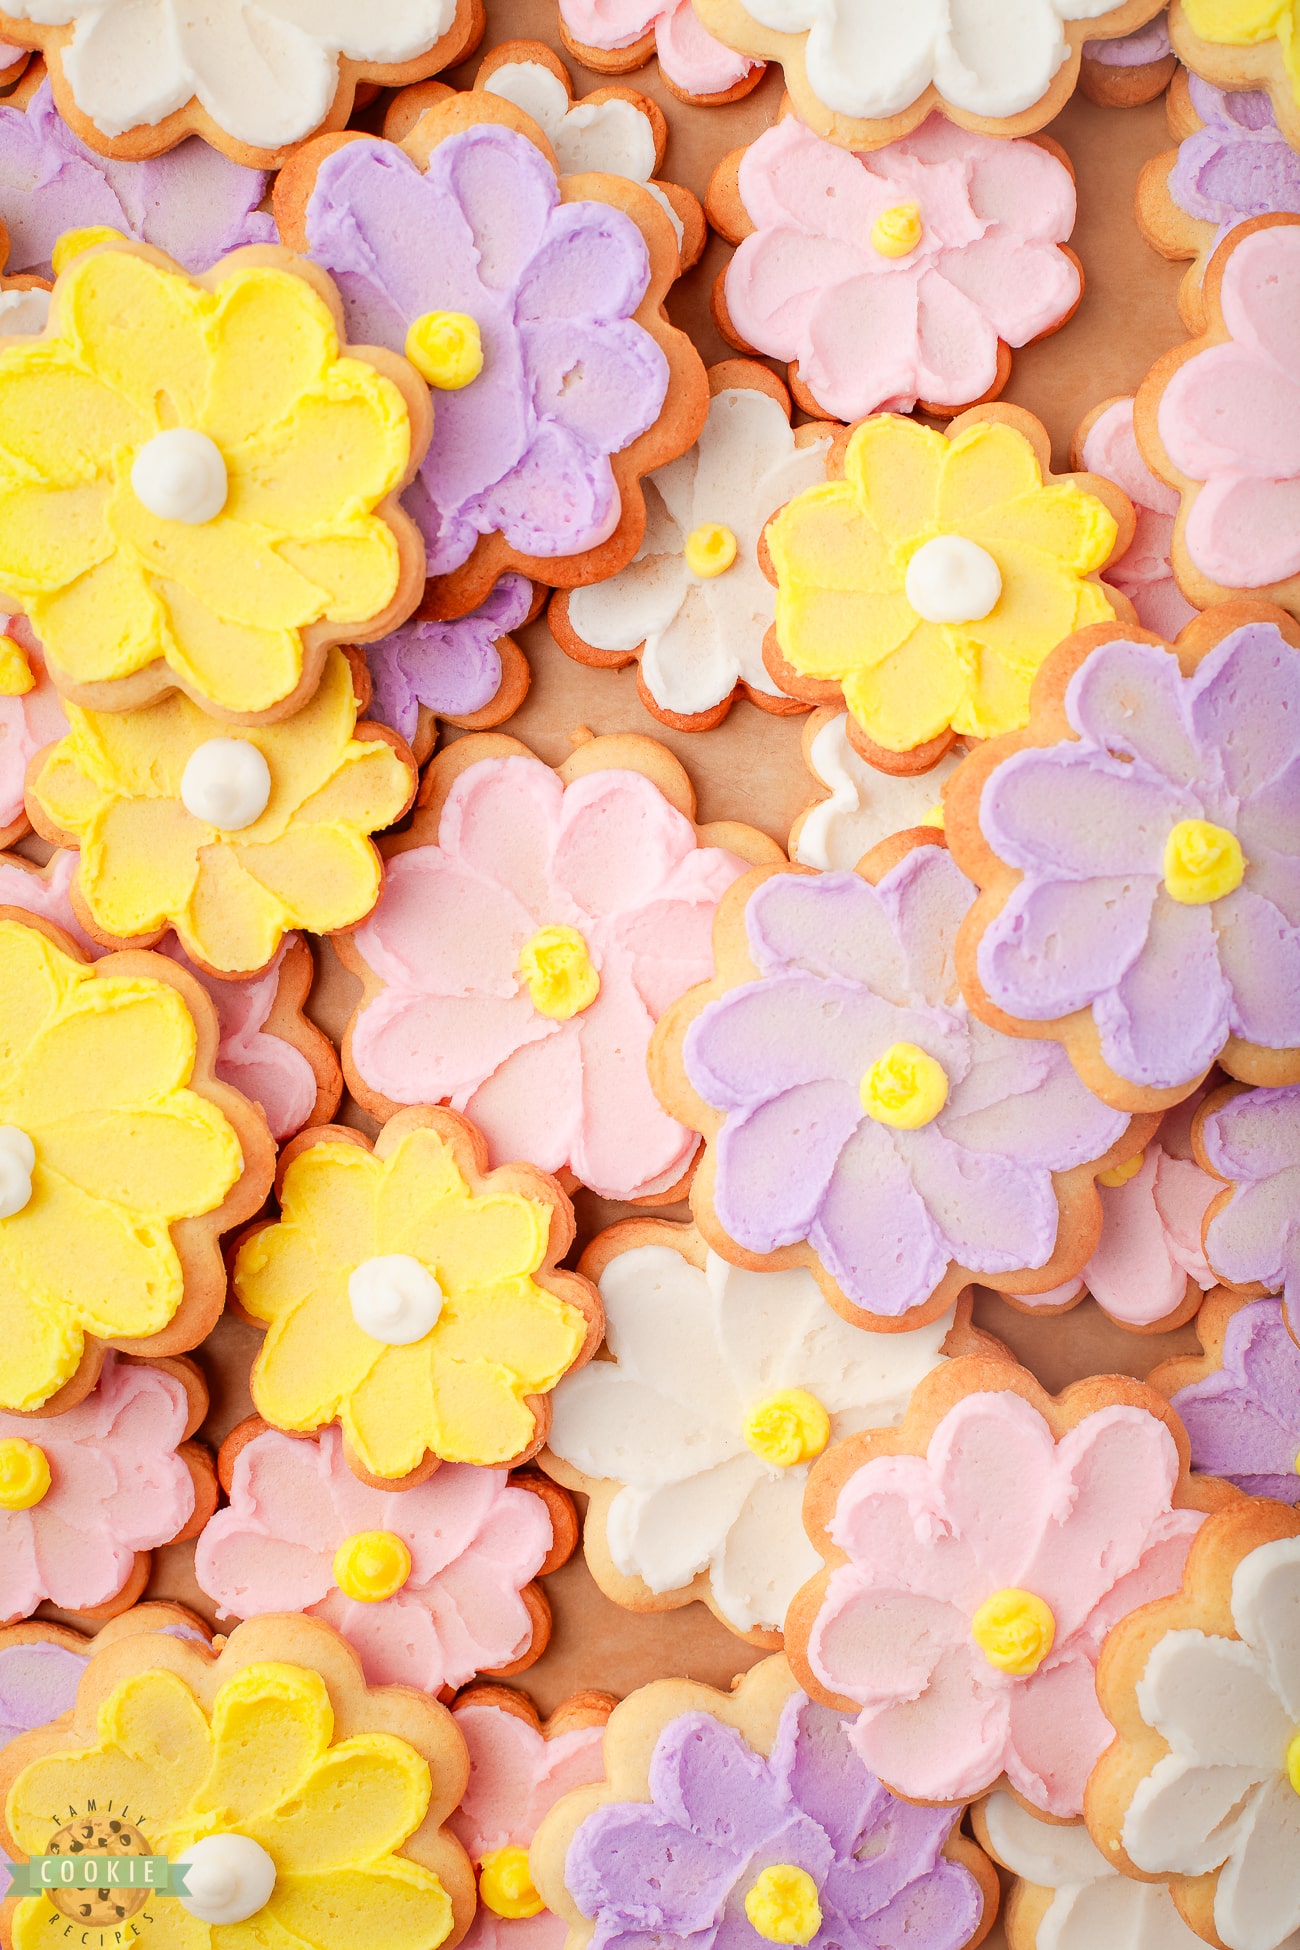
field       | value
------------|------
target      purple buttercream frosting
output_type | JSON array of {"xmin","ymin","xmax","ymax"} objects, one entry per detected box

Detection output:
[
  {"xmin": 1200, "ymin": 1082, "xmax": 1300, "ymax": 1331},
  {"xmin": 0, "ymin": 1641, "xmax": 86, "ymax": 1889},
  {"xmin": 975, "ymin": 624, "xmax": 1300, "ymax": 1094},
  {"xmin": 682, "ymin": 847, "xmax": 1127, "ymax": 1317},
  {"xmin": 0, "ymin": 80, "xmax": 273, "ymax": 275},
  {"xmin": 366, "ymin": 573, "xmax": 532, "ymax": 742},
  {"xmin": 1084, "ymin": 17, "xmax": 1172, "ymax": 63},
  {"xmin": 1170, "ymin": 77, "xmax": 1300, "ymax": 249},
  {"xmin": 566, "ymin": 1692, "xmax": 982, "ymax": 1950},
  {"xmin": 301, "ymin": 126, "xmax": 670, "ymax": 578},
  {"xmin": 1173, "ymin": 1298, "xmax": 1300, "ymax": 1501}
]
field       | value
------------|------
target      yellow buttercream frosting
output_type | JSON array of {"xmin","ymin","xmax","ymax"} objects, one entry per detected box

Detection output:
[
  {"xmin": 0, "ymin": 918, "xmax": 242, "ymax": 1412},
  {"xmin": 5, "ymin": 1660, "xmax": 454, "ymax": 1950},
  {"xmin": 0, "ymin": 1436, "xmax": 50, "ymax": 1509},
  {"xmin": 767, "ymin": 416, "xmax": 1117, "ymax": 753},
  {"xmin": 685, "ymin": 523, "xmax": 739, "ymax": 578},
  {"xmin": 406, "ymin": 311, "xmax": 485, "ymax": 391},
  {"xmin": 1182, "ymin": 0, "xmax": 1299, "ymax": 102},
  {"xmin": 0, "ymin": 248, "xmax": 414, "ymax": 716},
  {"xmin": 50, "ymin": 225, "xmax": 124, "ymax": 275},
  {"xmin": 1288, "ymin": 1729, "xmax": 1300, "ymax": 1796},
  {"xmin": 334, "ymin": 1530, "xmax": 413, "ymax": 1603},
  {"xmin": 745, "ymin": 1866, "xmax": 822, "ymax": 1945},
  {"xmin": 27, "ymin": 644, "xmax": 414, "ymax": 976},
  {"xmin": 971, "ymin": 1588, "xmax": 1056, "ymax": 1675},
  {"xmin": 743, "ymin": 1390, "xmax": 831, "ymax": 1468},
  {"xmin": 1163, "ymin": 818, "xmax": 1246, "ymax": 905},
  {"xmin": 1098, "ymin": 1150, "xmax": 1145, "ymax": 1188},
  {"xmin": 0, "ymin": 634, "xmax": 32, "ymax": 694},
  {"xmin": 871, "ymin": 203, "xmax": 923, "ymax": 257},
  {"xmin": 860, "ymin": 1041, "xmax": 949, "ymax": 1130},
  {"xmin": 478, "ymin": 1846, "xmax": 544, "ymax": 1920},
  {"xmin": 518, "ymin": 926, "xmax": 600, "ymax": 1021},
  {"xmin": 238, "ymin": 1124, "xmax": 588, "ymax": 1482}
]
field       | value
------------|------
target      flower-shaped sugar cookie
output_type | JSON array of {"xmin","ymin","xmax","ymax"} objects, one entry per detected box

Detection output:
[
  {"xmin": 692, "ymin": 0, "xmax": 1169, "ymax": 145},
  {"xmin": 366, "ymin": 575, "xmax": 534, "ymax": 767},
  {"xmin": 1074, "ymin": 397, "xmax": 1197, "ymax": 638},
  {"xmin": 948, "ymin": 608, "xmax": 1300, "ymax": 1110},
  {"xmin": 450, "ymin": 1684, "xmax": 612, "ymax": 1950},
  {"xmin": 0, "ymin": 912, "xmax": 270, "ymax": 1415},
  {"xmin": 1138, "ymin": 216, "xmax": 1300, "ymax": 614},
  {"xmin": 533, "ymin": 1655, "xmax": 998, "ymax": 1950},
  {"xmin": 276, "ymin": 93, "xmax": 706, "ymax": 620},
  {"xmin": 235, "ymin": 1107, "xmax": 601, "ymax": 1488},
  {"xmin": 711, "ymin": 116, "xmax": 1082, "ymax": 424},
  {"xmin": 0, "ymin": 1613, "xmax": 477, "ymax": 1950},
  {"xmin": 342, "ymin": 732, "xmax": 775, "ymax": 1205},
  {"xmin": 1169, "ymin": 0, "xmax": 1300, "ymax": 152},
  {"xmin": 197, "ymin": 1416, "xmax": 574, "ymax": 1692},
  {"xmin": 1079, "ymin": 15, "xmax": 1177, "ymax": 106},
  {"xmin": 0, "ymin": 241, "xmax": 431, "ymax": 719},
  {"xmin": 0, "ymin": 620, "xmax": 66, "ymax": 851},
  {"xmin": 974, "ymin": 1790, "xmax": 1205, "ymax": 1950},
  {"xmin": 553, "ymin": 366, "xmax": 833, "ymax": 729},
  {"xmin": 0, "ymin": 0, "xmax": 485, "ymax": 164},
  {"xmin": 786, "ymin": 1360, "xmax": 1229, "ymax": 1818},
  {"xmin": 765, "ymin": 407, "xmax": 1129, "ymax": 772},
  {"xmin": 1194, "ymin": 1079, "xmax": 1300, "ymax": 1331},
  {"xmin": 0, "ymin": 1351, "xmax": 215, "ymax": 1625},
  {"xmin": 544, "ymin": 1220, "xmax": 989, "ymax": 1641},
  {"xmin": 555, "ymin": 0, "xmax": 761, "ymax": 106},
  {"xmin": 790, "ymin": 710, "xmax": 960, "ymax": 872},
  {"xmin": 27, "ymin": 643, "xmax": 418, "ymax": 978},
  {"xmin": 1153, "ymin": 1291, "xmax": 1300, "ymax": 1502},
  {"xmin": 1088, "ymin": 1500, "xmax": 1300, "ymax": 1950},
  {"xmin": 653, "ymin": 838, "xmax": 1138, "ymax": 1331}
]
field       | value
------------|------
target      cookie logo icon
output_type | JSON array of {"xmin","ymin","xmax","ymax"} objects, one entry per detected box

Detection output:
[{"xmin": 45, "ymin": 1814, "xmax": 150, "ymax": 1924}]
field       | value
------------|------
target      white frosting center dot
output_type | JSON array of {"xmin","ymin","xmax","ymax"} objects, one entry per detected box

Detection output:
[
  {"xmin": 175, "ymin": 1835, "xmax": 277, "ymax": 1926},
  {"xmin": 181, "ymin": 739, "xmax": 272, "ymax": 832},
  {"xmin": 904, "ymin": 535, "xmax": 1002, "ymax": 625},
  {"xmin": 349, "ymin": 1254, "xmax": 444, "ymax": 1345},
  {"xmin": 0, "ymin": 1125, "xmax": 35, "ymax": 1219},
  {"xmin": 132, "ymin": 428, "xmax": 228, "ymax": 525}
]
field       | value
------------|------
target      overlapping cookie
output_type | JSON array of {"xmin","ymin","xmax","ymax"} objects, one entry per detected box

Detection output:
[
  {"xmin": 1151, "ymin": 1287, "xmax": 1300, "ymax": 1502},
  {"xmin": 553, "ymin": 0, "xmax": 763, "ymax": 108},
  {"xmin": 1079, "ymin": 15, "xmax": 1177, "ymax": 106},
  {"xmin": 1169, "ymin": 0, "xmax": 1300, "ymax": 152},
  {"xmin": 790, "ymin": 709, "xmax": 958, "ymax": 872}
]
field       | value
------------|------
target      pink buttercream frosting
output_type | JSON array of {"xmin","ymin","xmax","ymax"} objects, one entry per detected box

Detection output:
[
  {"xmin": 0, "ymin": 850, "xmax": 319, "ymax": 1141},
  {"xmin": 0, "ymin": 1352, "xmax": 196, "ymax": 1620},
  {"xmin": 350, "ymin": 756, "xmax": 747, "ymax": 1201},
  {"xmin": 806, "ymin": 1389, "xmax": 1204, "ymax": 1816},
  {"xmin": 725, "ymin": 114, "xmax": 1080, "ymax": 421},
  {"xmin": 450, "ymin": 1700, "xmax": 607, "ymax": 1950},
  {"xmin": 194, "ymin": 1424, "xmax": 553, "ymax": 1692},
  {"xmin": 1080, "ymin": 398, "xmax": 1197, "ymax": 639},
  {"xmin": 0, "ymin": 621, "xmax": 67, "ymax": 837},
  {"xmin": 1157, "ymin": 222, "xmax": 1300, "ymax": 589},
  {"xmin": 558, "ymin": 0, "xmax": 756, "ymax": 97}
]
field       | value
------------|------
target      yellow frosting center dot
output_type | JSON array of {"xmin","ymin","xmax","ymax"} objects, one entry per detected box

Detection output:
[
  {"xmin": 745, "ymin": 1866, "xmax": 822, "ymax": 1946},
  {"xmin": 1098, "ymin": 1150, "xmax": 1145, "ymax": 1188},
  {"xmin": 871, "ymin": 203, "xmax": 923, "ymax": 258},
  {"xmin": 743, "ymin": 1389, "xmax": 831, "ymax": 1469},
  {"xmin": 0, "ymin": 634, "xmax": 32, "ymax": 695},
  {"xmin": 332, "ymin": 1530, "xmax": 412, "ymax": 1603},
  {"xmin": 406, "ymin": 310, "xmax": 485, "ymax": 390},
  {"xmin": 1163, "ymin": 819, "xmax": 1245, "ymax": 906},
  {"xmin": 519, "ymin": 925, "xmax": 600, "ymax": 1020},
  {"xmin": 921, "ymin": 804, "xmax": 945, "ymax": 830},
  {"xmin": 971, "ymin": 1588, "xmax": 1056, "ymax": 1676},
  {"xmin": 51, "ymin": 225, "xmax": 124, "ymax": 275},
  {"xmin": 0, "ymin": 1435, "xmax": 51, "ymax": 1510},
  {"xmin": 478, "ymin": 1847, "xmax": 545, "ymax": 1920},
  {"xmin": 1288, "ymin": 1731, "xmax": 1300, "ymax": 1797},
  {"xmin": 860, "ymin": 1041, "xmax": 949, "ymax": 1130},
  {"xmin": 685, "ymin": 523, "xmax": 739, "ymax": 578}
]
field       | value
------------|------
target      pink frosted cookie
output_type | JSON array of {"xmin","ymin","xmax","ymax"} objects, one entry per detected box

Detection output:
[
  {"xmin": 787, "ymin": 1358, "xmax": 1233, "ymax": 1818},
  {"xmin": 196, "ymin": 1418, "xmax": 576, "ymax": 1694},
  {"xmin": 0, "ymin": 851, "xmax": 339, "ymax": 1142},
  {"xmin": 709, "ymin": 115, "xmax": 1082, "ymax": 424},
  {"xmin": 0, "ymin": 1353, "xmax": 215, "ymax": 1626},
  {"xmin": 339, "ymin": 733, "xmax": 781, "ymax": 1205},
  {"xmin": 1137, "ymin": 215, "xmax": 1300, "ymax": 617},
  {"xmin": 450, "ymin": 1684, "xmax": 613, "ymax": 1950},
  {"xmin": 1073, "ymin": 397, "xmax": 1198, "ymax": 638},
  {"xmin": 0, "ymin": 620, "xmax": 65, "ymax": 850},
  {"xmin": 554, "ymin": 0, "xmax": 762, "ymax": 107}
]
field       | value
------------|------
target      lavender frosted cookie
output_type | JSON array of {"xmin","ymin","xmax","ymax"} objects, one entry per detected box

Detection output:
[{"xmin": 1152, "ymin": 1292, "xmax": 1300, "ymax": 1502}]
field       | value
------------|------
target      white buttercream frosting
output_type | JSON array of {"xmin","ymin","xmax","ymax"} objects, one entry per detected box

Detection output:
[
  {"xmin": 984, "ymin": 1791, "xmax": 1204, "ymax": 1950},
  {"xmin": 131, "ymin": 428, "xmax": 228, "ymax": 525},
  {"xmin": 0, "ymin": 287, "xmax": 51, "ymax": 335},
  {"xmin": 175, "ymin": 1834, "xmax": 277, "ymax": 1926},
  {"xmin": 794, "ymin": 715, "xmax": 961, "ymax": 870},
  {"xmin": 348, "ymin": 1252, "xmax": 444, "ymax": 1345},
  {"xmin": 0, "ymin": 1125, "xmax": 35, "ymax": 1219},
  {"xmin": 181, "ymin": 739, "xmax": 272, "ymax": 832}
]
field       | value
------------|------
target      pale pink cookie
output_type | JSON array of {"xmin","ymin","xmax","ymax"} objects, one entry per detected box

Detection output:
[
  {"xmin": 1073, "ymin": 397, "xmax": 1198, "ymax": 639},
  {"xmin": 0, "ymin": 620, "xmax": 64, "ymax": 850},
  {"xmin": 450, "ymin": 1684, "xmax": 613, "ymax": 1950},
  {"xmin": 0, "ymin": 1352, "xmax": 215, "ymax": 1627},
  {"xmin": 339, "ymin": 733, "xmax": 781, "ymax": 1206},
  {"xmin": 710, "ymin": 114, "xmax": 1082, "ymax": 424},
  {"xmin": 197, "ymin": 1418, "xmax": 575, "ymax": 1695},
  {"xmin": 786, "ymin": 1358, "xmax": 1236, "ymax": 1819},
  {"xmin": 0, "ymin": 850, "xmax": 339, "ymax": 1142},
  {"xmin": 554, "ymin": 0, "xmax": 763, "ymax": 108}
]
